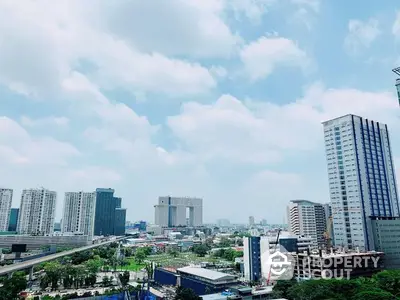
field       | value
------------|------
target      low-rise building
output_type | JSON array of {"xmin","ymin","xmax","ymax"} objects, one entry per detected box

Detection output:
[
  {"xmin": 154, "ymin": 266, "xmax": 239, "ymax": 295},
  {"xmin": 371, "ymin": 218, "xmax": 400, "ymax": 269}
]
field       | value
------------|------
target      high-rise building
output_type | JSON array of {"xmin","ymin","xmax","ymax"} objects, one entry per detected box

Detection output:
[
  {"xmin": 94, "ymin": 188, "xmax": 116, "ymax": 236},
  {"xmin": 18, "ymin": 188, "xmax": 56, "ymax": 235},
  {"xmin": 287, "ymin": 200, "xmax": 328, "ymax": 248},
  {"xmin": 154, "ymin": 196, "xmax": 203, "ymax": 227},
  {"xmin": 93, "ymin": 188, "xmax": 126, "ymax": 236},
  {"xmin": 323, "ymin": 114, "xmax": 399, "ymax": 250},
  {"xmin": 8, "ymin": 208, "xmax": 19, "ymax": 232},
  {"xmin": 114, "ymin": 208, "xmax": 127, "ymax": 236},
  {"xmin": 249, "ymin": 216, "xmax": 255, "ymax": 227},
  {"xmin": 243, "ymin": 236, "xmax": 270, "ymax": 282},
  {"xmin": 0, "ymin": 189, "xmax": 13, "ymax": 232},
  {"xmin": 114, "ymin": 197, "xmax": 122, "ymax": 209},
  {"xmin": 62, "ymin": 191, "xmax": 96, "ymax": 237}
]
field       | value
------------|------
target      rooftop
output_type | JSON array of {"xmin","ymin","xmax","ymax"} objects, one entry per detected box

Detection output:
[
  {"xmin": 177, "ymin": 266, "xmax": 236, "ymax": 281},
  {"xmin": 201, "ymin": 291, "xmax": 239, "ymax": 300}
]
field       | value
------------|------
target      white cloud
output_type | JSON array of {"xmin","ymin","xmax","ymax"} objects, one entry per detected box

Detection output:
[
  {"xmin": 291, "ymin": 0, "xmax": 320, "ymax": 13},
  {"xmin": 21, "ymin": 116, "xmax": 69, "ymax": 128},
  {"xmin": 0, "ymin": 0, "xmax": 217, "ymax": 99},
  {"xmin": 99, "ymin": 0, "xmax": 241, "ymax": 58},
  {"xmin": 290, "ymin": 0, "xmax": 320, "ymax": 30},
  {"xmin": 0, "ymin": 117, "xmax": 79, "ymax": 166},
  {"xmin": 392, "ymin": 11, "xmax": 400, "ymax": 37},
  {"xmin": 228, "ymin": 0, "xmax": 276, "ymax": 24},
  {"xmin": 344, "ymin": 18, "xmax": 381, "ymax": 54},
  {"xmin": 168, "ymin": 83, "xmax": 399, "ymax": 165},
  {"xmin": 210, "ymin": 66, "xmax": 228, "ymax": 78},
  {"xmin": 240, "ymin": 36, "xmax": 308, "ymax": 81}
]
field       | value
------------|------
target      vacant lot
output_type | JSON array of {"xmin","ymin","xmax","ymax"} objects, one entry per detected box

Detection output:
[{"xmin": 146, "ymin": 252, "xmax": 231, "ymax": 268}]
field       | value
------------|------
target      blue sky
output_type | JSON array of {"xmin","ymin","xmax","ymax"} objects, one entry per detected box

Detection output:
[{"xmin": 0, "ymin": 0, "xmax": 399, "ymax": 224}]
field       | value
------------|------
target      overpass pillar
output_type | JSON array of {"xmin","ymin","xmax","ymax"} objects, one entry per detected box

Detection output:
[{"xmin": 29, "ymin": 266, "xmax": 34, "ymax": 281}]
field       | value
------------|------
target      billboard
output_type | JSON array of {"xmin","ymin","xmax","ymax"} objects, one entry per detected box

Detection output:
[{"xmin": 11, "ymin": 244, "xmax": 27, "ymax": 253}]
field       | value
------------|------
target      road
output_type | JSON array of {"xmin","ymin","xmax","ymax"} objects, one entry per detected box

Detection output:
[{"xmin": 0, "ymin": 236, "xmax": 127, "ymax": 276}]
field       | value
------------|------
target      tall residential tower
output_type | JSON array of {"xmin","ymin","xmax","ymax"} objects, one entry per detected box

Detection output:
[
  {"xmin": 62, "ymin": 191, "xmax": 96, "ymax": 237},
  {"xmin": 0, "ymin": 189, "xmax": 13, "ymax": 232},
  {"xmin": 323, "ymin": 114, "xmax": 399, "ymax": 250},
  {"xmin": 287, "ymin": 200, "xmax": 329, "ymax": 248},
  {"xmin": 18, "ymin": 188, "xmax": 56, "ymax": 235}
]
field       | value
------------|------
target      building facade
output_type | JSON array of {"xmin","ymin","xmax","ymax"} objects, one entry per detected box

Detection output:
[
  {"xmin": 287, "ymin": 200, "xmax": 328, "ymax": 248},
  {"xmin": 94, "ymin": 188, "xmax": 116, "ymax": 236},
  {"xmin": 18, "ymin": 188, "xmax": 56, "ymax": 235},
  {"xmin": 371, "ymin": 219, "xmax": 400, "ymax": 269},
  {"xmin": 243, "ymin": 236, "xmax": 269, "ymax": 282},
  {"xmin": 0, "ymin": 189, "xmax": 13, "ymax": 232},
  {"xmin": 323, "ymin": 114, "xmax": 399, "ymax": 250},
  {"xmin": 93, "ymin": 188, "xmax": 126, "ymax": 236},
  {"xmin": 8, "ymin": 208, "xmax": 19, "ymax": 232},
  {"xmin": 62, "ymin": 191, "xmax": 96, "ymax": 237},
  {"xmin": 154, "ymin": 196, "xmax": 203, "ymax": 227},
  {"xmin": 114, "ymin": 208, "xmax": 127, "ymax": 236}
]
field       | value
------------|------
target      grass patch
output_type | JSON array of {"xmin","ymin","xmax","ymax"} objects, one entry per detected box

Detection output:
[{"xmin": 119, "ymin": 258, "xmax": 145, "ymax": 271}]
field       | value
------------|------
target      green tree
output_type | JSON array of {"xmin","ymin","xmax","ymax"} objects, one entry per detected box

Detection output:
[
  {"xmin": 102, "ymin": 275, "xmax": 111, "ymax": 287},
  {"xmin": 168, "ymin": 248, "xmax": 179, "ymax": 258},
  {"xmin": 145, "ymin": 262, "xmax": 154, "ymax": 280},
  {"xmin": 85, "ymin": 257, "xmax": 103, "ymax": 274},
  {"xmin": 0, "ymin": 271, "xmax": 27, "ymax": 300},
  {"xmin": 174, "ymin": 287, "xmax": 201, "ymax": 300},
  {"xmin": 353, "ymin": 289, "xmax": 394, "ymax": 300},
  {"xmin": 119, "ymin": 270, "xmax": 130, "ymax": 287},
  {"xmin": 124, "ymin": 247, "xmax": 134, "ymax": 257},
  {"xmin": 272, "ymin": 279, "xmax": 297, "ymax": 299},
  {"xmin": 192, "ymin": 244, "xmax": 209, "ymax": 257},
  {"xmin": 218, "ymin": 237, "xmax": 232, "ymax": 247},
  {"xmin": 373, "ymin": 270, "xmax": 400, "ymax": 295},
  {"xmin": 44, "ymin": 261, "xmax": 62, "ymax": 290},
  {"xmin": 135, "ymin": 249, "xmax": 147, "ymax": 264}
]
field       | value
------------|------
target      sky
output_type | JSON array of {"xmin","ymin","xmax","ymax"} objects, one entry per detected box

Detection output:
[{"xmin": 0, "ymin": 0, "xmax": 399, "ymax": 224}]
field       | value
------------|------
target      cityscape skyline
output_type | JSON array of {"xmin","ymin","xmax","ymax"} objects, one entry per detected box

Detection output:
[{"xmin": 0, "ymin": 1, "xmax": 399, "ymax": 224}]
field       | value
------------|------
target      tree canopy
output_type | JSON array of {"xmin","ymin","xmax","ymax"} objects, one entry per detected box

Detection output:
[{"xmin": 272, "ymin": 270, "xmax": 400, "ymax": 300}]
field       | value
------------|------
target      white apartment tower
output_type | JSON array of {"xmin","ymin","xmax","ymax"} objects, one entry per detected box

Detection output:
[
  {"xmin": 287, "ymin": 200, "xmax": 328, "ymax": 248},
  {"xmin": 0, "ymin": 189, "xmax": 13, "ymax": 231},
  {"xmin": 323, "ymin": 114, "xmax": 399, "ymax": 250},
  {"xmin": 155, "ymin": 196, "xmax": 203, "ymax": 227},
  {"xmin": 18, "ymin": 188, "xmax": 57, "ymax": 236},
  {"xmin": 62, "ymin": 192, "xmax": 96, "ymax": 237}
]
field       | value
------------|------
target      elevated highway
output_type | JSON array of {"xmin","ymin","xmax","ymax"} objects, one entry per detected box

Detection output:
[{"xmin": 0, "ymin": 236, "xmax": 128, "ymax": 277}]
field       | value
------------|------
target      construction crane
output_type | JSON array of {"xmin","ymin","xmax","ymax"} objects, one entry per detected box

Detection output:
[
  {"xmin": 391, "ymin": 67, "xmax": 400, "ymax": 106},
  {"xmin": 266, "ymin": 228, "xmax": 281, "ymax": 286}
]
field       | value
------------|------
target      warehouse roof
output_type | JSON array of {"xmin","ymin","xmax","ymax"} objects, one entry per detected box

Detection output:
[{"xmin": 177, "ymin": 266, "xmax": 236, "ymax": 281}]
